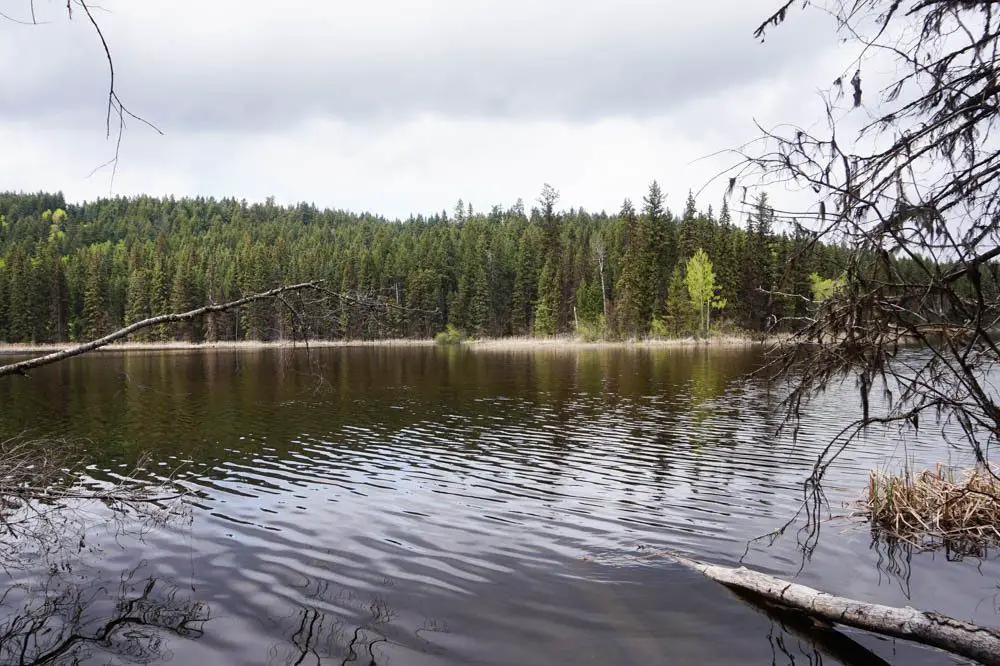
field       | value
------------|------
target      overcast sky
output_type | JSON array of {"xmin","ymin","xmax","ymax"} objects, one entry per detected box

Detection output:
[{"xmin": 0, "ymin": 1, "xmax": 845, "ymax": 219}]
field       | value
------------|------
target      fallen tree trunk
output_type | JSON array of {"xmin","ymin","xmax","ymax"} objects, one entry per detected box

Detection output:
[
  {"xmin": 729, "ymin": 587, "xmax": 893, "ymax": 666},
  {"xmin": 0, "ymin": 281, "xmax": 322, "ymax": 378},
  {"xmin": 672, "ymin": 554, "xmax": 1000, "ymax": 666}
]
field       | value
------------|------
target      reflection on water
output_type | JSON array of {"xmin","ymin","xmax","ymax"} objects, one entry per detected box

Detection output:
[
  {"xmin": 1, "ymin": 559, "xmax": 208, "ymax": 665},
  {"xmin": 0, "ymin": 346, "xmax": 991, "ymax": 665}
]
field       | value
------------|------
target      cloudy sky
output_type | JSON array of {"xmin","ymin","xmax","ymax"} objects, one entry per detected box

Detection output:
[{"xmin": 0, "ymin": 1, "xmax": 846, "ymax": 218}]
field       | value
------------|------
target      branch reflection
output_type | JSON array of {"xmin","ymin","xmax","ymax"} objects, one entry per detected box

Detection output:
[
  {"xmin": 265, "ymin": 578, "xmax": 447, "ymax": 666},
  {"xmin": 0, "ymin": 561, "xmax": 209, "ymax": 665}
]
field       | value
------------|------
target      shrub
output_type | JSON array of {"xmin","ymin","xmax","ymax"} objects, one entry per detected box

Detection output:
[
  {"xmin": 576, "ymin": 316, "xmax": 605, "ymax": 342},
  {"xmin": 649, "ymin": 317, "xmax": 669, "ymax": 339},
  {"xmin": 434, "ymin": 324, "xmax": 464, "ymax": 345}
]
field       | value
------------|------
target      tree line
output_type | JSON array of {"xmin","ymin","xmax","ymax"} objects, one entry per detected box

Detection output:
[{"xmin": 0, "ymin": 184, "xmax": 851, "ymax": 343}]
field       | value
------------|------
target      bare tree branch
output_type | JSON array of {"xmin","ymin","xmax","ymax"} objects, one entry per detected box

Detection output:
[
  {"xmin": 0, "ymin": 281, "xmax": 323, "ymax": 378},
  {"xmin": 730, "ymin": 0, "xmax": 1000, "ymax": 553},
  {"xmin": 71, "ymin": 0, "xmax": 162, "ymax": 190}
]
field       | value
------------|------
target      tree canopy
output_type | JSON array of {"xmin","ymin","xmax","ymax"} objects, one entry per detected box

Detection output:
[{"xmin": 0, "ymin": 188, "xmax": 854, "ymax": 343}]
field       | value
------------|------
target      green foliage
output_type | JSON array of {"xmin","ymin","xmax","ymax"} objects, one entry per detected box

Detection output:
[
  {"xmin": 434, "ymin": 324, "xmax": 464, "ymax": 345},
  {"xmin": 649, "ymin": 316, "xmax": 669, "ymax": 338},
  {"xmin": 740, "ymin": 193, "xmax": 777, "ymax": 329},
  {"xmin": 685, "ymin": 248, "xmax": 726, "ymax": 335},
  {"xmin": 809, "ymin": 272, "xmax": 846, "ymax": 301},
  {"xmin": 663, "ymin": 265, "xmax": 696, "ymax": 337},
  {"xmin": 0, "ymin": 190, "xmax": 850, "ymax": 343},
  {"xmin": 615, "ymin": 199, "xmax": 651, "ymax": 337},
  {"xmin": 575, "ymin": 280, "xmax": 603, "ymax": 323},
  {"xmin": 575, "ymin": 315, "xmax": 605, "ymax": 342},
  {"xmin": 533, "ymin": 258, "xmax": 559, "ymax": 336}
]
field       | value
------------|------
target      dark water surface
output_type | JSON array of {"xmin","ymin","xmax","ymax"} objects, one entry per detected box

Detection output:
[{"xmin": 0, "ymin": 346, "xmax": 994, "ymax": 665}]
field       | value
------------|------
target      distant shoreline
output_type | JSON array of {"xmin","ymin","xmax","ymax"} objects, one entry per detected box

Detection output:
[{"xmin": 0, "ymin": 334, "xmax": 777, "ymax": 356}]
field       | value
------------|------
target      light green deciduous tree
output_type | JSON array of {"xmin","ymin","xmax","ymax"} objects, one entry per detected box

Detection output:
[{"xmin": 685, "ymin": 248, "xmax": 726, "ymax": 335}]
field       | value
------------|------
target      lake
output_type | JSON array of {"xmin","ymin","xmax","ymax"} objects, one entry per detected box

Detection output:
[{"xmin": 0, "ymin": 345, "xmax": 991, "ymax": 665}]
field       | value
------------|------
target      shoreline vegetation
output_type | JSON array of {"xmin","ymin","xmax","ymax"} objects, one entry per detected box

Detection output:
[
  {"xmin": 860, "ymin": 465, "xmax": 1000, "ymax": 557},
  {"xmin": 0, "ymin": 333, "xmax": 774, "ymax": 356},
  {"xmin": 0, "ymin": 190, "xmax": 839, "ymax": 349}
]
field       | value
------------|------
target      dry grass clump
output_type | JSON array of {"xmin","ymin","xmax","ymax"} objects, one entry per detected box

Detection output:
[{"xmin": 861, "ymin": 464, "xmax": 1000, "ymax": 555}]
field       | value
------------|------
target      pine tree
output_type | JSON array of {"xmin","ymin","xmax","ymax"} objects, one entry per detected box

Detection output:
[
  {"xmin": 533, "ymin": 258, "xmax": 559, "ymax": 336},
  {"xmin": 663, "ymin": 264, "xmax": 695, "ymax": 336},
  {"xmin": 406, "ymin": 268, "xmax": 441, "ymax": 337},
  {"xmin": 678, "ymin": 190, "xmax": 699, "ymax": 262},
  {"xmin": 7, "ymin": 247, "xmax": 32, "ymax": 342},
  {"xmin": 641, "ymin": 180, "xmax": 671, "ymax": 316},
  {"xmin": 0, "ymin": 259, "xmax": 8, "ymax": 341},
  {"xmin": 125, "ymin": 262, "xmax": 151, "ymax": 341},
  {"xmin": 82, "ymin": 251, "xmax": 109, "ymax": 340},
  {"xmin": 741, "ymin": 193, "xmax": 776, "ymax": 330},
  {"xmin": 615, "ymin": 199, "xmax": 652, "ymax": 337},
  {"xmin": 511, "ymin": 225, "xmax": 543, "ymax": 334},
  {"xmin": 170, "ymin": 248, "xmax": 199, "ymax": 341},
  {"xmin": 149, "ymin": 251, "xmax": 172, "ymax": 341},
  {"xmin": 46, "ymin": 246, "xmax": 69, "ymax": 341}
]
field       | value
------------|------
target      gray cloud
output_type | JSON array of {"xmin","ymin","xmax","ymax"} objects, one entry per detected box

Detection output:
[
  {"xmin": 0, "ymin": 1, "xmax": 848, "ymax": 217},
  {"xmin": 0, "ymin": 1, "xmax": 837, "ymax": 132}
]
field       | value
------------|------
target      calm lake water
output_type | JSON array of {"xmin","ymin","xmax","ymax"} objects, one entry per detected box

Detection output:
[{"xmin": 0, "ymin": 346, "xmax": 993, "ymax": 665}]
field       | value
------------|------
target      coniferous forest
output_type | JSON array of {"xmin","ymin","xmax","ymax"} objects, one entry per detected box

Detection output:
[{"xmin": 0, "ymin": 183, "xmax": 852, "ymax": 344}]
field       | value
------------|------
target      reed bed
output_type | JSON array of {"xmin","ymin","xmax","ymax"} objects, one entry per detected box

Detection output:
[{"xmin": 861, "ymin": 464, "xmax": 1000, "ymax": 554}]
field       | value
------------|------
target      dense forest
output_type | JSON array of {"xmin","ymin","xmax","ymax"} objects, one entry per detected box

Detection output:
[{"xmin": 0, "ymin": 183, "xmax": 851, "ymax": 343}]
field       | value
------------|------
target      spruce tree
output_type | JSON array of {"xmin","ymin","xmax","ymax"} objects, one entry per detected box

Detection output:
[
  {"xmin": 663, "ymin": 265, "xmax": 695, "ymax": 336},
  {"xmin": 641, "ymin": 180, "xmax": 670, "ymax": 316},
  {"xmin": 7, "ymin": 247, "xmax": 32, "ymax": 342},
  {"xmin": 678, "ymin": 190, "xmax": 699, "ymax": 263},
  {"xmin": 82, "ymin": 251, "xmax": 108, "ymax": 340},
  {"xmin": 532, "ymin": 258, "xmax": 559, "ymax": 336},
  {"xmin": 615, "ymin": 199, "xmax": 651, "ymax": 337}
]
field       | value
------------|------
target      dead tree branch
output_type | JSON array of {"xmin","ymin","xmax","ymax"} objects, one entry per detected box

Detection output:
[
  {"xmin": 0, "ymin": 281, "xmax": 323, "ymax": 378},
  {"xmin": 729, "ymin": 0, "xmax": 1000, "ymax": 551}
]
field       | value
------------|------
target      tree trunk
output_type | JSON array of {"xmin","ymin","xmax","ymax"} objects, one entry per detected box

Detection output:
[{"xmin": 672, "ymin": 554, "xmax": 1000, "ymax": 666}]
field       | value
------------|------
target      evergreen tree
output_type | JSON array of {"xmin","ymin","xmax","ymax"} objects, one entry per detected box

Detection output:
[
  {"xmin": 663, "ymin": 265, "xmax": 695, "ymax": 336},
  {"xmin": 533, "ymin": 258, "xmax": 559, "ymax": 336},
  {"xmin": 7, "ymin": 247, "xmax": 32, "ymax": 342},
  {"xmin": 678, "ymin": 190, "xmax": 699, "ymax": 263},
  {"xmin": 82, "ymin": 251, "xmax": 109, "ymax": 340},
  {"xmin": 170, "ymin": 248, "xmax": 200, "ymax": 341},
  {"xmin": 125, "ymin": 263, "xmax": 151, "ymax": 341},
  {"xmin": 741, "ymin": 193, "xmax": 776, "ymax": 329},
  {"xmin": 149, "ymin": 250, "xmax": 172, "ymax": 341},
  {"xmin": 615, "ymin": 199, "xmax": 652, "ymax": 337},
  {"xmin": 0, "ymin": 189, "xmax": 833, "ymax": 343},
  {"xmin": 641, "ymin": 180, "xmax": 671, "ymax": 316},
  {"xmin": 511, "ymin": 225, "xmax": 543, "ymax": 334}
]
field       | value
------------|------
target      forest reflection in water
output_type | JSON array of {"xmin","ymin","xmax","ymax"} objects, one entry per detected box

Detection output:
[{"xmin": 0, "ymin": 345, "xmax": 990, "ymax": 665}]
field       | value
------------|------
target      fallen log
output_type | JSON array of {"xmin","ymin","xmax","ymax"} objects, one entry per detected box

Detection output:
[
  {"xmin": 729, "ymin": 587, "xmax": 893, "ymax": 666},
  {"xmin": 672, "ymin": 554, "xmax": 1000, "ymax": 666}
]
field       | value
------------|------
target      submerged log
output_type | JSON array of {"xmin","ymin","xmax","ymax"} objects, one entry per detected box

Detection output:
[
  {"xmin": 729, "ymin": 588, "xmax": 893, "ymax": 666},
  {"xmin": 672, "ymin": 554, "xmax": 1000, "ymax": 666}
]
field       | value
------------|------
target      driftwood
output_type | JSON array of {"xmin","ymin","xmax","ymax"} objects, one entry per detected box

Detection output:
[{"xmin": 672, "ymin": 554, "xmax": 1000, "ymax": 666}]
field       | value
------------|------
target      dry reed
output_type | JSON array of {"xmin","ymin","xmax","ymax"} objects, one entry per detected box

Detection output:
[{"xmin": 861, "ymin": 464, "xmax": 1000, "ymax": 555}]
